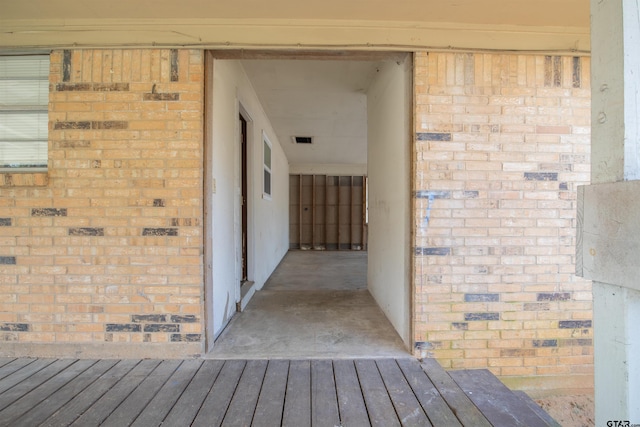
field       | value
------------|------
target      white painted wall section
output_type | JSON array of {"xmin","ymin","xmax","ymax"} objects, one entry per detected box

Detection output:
[
  {"xmin": 366, "ymin": 55, "xmax": 412, "ymax": 347},
  {"xmin": 208, "ymin": 59, "xmax": 289, "ymax": 338}
]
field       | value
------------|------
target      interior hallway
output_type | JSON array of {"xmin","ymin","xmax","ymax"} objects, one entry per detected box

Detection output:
[{"xmin": 208, "ymin": 251, "xmax": 409, "ymax": 359}]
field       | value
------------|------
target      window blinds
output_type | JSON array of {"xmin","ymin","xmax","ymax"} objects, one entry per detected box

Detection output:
[{"xmin": 0, "ymin": 55, "xmax": 49, "ymax": 171}]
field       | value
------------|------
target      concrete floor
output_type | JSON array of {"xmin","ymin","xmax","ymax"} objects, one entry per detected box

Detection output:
[{"xmin": 208, "ymin": 251, "xmax": 409, "ymax": 359}]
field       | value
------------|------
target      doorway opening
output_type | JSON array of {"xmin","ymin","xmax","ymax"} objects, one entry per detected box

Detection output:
[{"xmin": 204, "ymin": 51, "xmax": 413, "ymax": 357}]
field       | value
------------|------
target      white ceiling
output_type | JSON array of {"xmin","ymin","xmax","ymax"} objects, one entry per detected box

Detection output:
[{"xmin": 241, "ymin": 59, "xmax": 388, "ymax": 167}]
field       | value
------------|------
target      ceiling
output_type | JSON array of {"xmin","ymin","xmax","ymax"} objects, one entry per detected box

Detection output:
[{"xmin": 241, "ymin": 59, "xmax": 386, "ymax": 167}]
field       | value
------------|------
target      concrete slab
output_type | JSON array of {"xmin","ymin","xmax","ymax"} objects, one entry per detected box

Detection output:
[{"xmin": 208, "ymin": 251, "xmax": 408, "ymax": 359}]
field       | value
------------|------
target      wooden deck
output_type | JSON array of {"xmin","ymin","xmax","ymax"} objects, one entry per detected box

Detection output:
[{"xmin": 0, "ymin": 357, "xmax": 559, "ymax": 427}]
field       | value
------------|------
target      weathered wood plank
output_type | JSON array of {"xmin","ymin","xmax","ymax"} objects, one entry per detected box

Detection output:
[
  {"xmin": 450, "ymin": 369, "xmax": 552, "ymax": 427},
  {"xmin": 311, "ymin": 360, "xmax": 341, "ymax": 427},
  {"xmin": 0, "ymin": 358, "xmax": 56, "ymax": 394},
  {"xmin": 513, "ymin": 390, "xmax": 562, "ymax": 427},
  {"xmin": 100, "ymin": 359, "xmax": 181, "ymax": 427},
  {"xmin": 396, "ymin": 358, "xmax": 462, "ymax": 427},
  {"xmin": 40, "ymin": 359, "xmax": 140, "ymax": 427},
  {"xmin": 0, "ymin": 358, "xmax": 75, "ymax": 412},
  {"xmin": 421, "ymin": 358, "xmax": 491, "ymax": 427},
  {"xmin": 69, "ymin": 359, "xmax": 161, "ymax": 426},
  {"xmin": 130, "ymin": 359, "xmax": 203, "ymax": 427},
  {"xmin": 376, "ymin": 359, "xmax": 431, "ymax": 427},
  {"xmin": 221, "ymin": 359, "xmax": 269, "ymax": 427},
  {"xmin": 252, "ymin": 360, "xmax": 289, "ymax": 427},
  {"xmin": 0, "ymin": 358, "xmax": 36, "ymax": 381},
  {"xmin": 282, "ymin": 360, "xmax": 311, "ymax": 427},
  {"xmin": 334, "ymin": 359, "xmax": 370, "ymax": 427},
  {"xmin": 0, "ymin": 358, "xmax": 17, "ymax": 370},
  {"xmin": 355, "ymin": 359, "xmax": 401, "ymax": 427},
  {"xmin": 162, "ymin": 359, "xmax": 225, "ymax": 426},
  {"xmin": 191, "ymin": 360, "xmax": 247, "ymax": 427},
  {"xmin": 0, "ymin": 359, "xmax": 95, "ymax": 426},
  {"xmin": 10, "ymin": 359, "xmax": 118, "ymax": 427}
]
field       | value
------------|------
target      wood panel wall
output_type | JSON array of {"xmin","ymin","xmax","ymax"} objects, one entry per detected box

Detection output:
[{"xmin": 289, "ymin": 175, "xmax": 367, "ymax": 251}]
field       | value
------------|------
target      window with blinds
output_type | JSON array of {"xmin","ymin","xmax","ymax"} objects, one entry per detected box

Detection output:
[{"xmin": 0, "ymin": 55, "xmax": 49, "ymax": 172}]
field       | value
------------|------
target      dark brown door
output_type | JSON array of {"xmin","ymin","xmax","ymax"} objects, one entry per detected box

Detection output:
[{"xmin": 240, "ymin": 115, "xmax": 248, "ymax": 282}]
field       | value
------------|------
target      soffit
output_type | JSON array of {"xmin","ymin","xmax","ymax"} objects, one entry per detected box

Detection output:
[{"xmin": 1, "ymin": 0, "xmax": 590, "ymax": 52}]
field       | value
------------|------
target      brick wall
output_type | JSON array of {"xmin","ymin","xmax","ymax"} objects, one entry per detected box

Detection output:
[
  {"xmin": 413, "ymin": 52, "xmax": 593, "ymax": 390},
  {"xmin": 0, "ymin": 49, "xmax": 204, "ymax": 357}
]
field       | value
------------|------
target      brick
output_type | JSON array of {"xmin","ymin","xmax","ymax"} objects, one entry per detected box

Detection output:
[{"xmin": 558, "ymin": 320, "xmax": 592, "ymax": 329}]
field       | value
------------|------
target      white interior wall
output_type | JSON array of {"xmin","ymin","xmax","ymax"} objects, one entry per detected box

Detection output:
[
  {"xmin": 208, "ymin": 59, "xmax": 289, "ymax": 338},
  {"xmin": 366, "ymin": 55, "xmax": 412, "ymax": 347}
]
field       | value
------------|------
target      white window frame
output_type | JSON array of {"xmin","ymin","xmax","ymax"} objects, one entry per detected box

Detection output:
[
  {"xmin": 0, "ymin": 54, "xmax": 49, "ymax": 172},
  {"xmin": 262, "ymin": 131, "xmax": 272, "ymax": 200}
]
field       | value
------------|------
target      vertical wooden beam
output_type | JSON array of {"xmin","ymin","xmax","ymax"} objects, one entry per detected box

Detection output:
[
  {"xmin": 349, "ymin": 176, "xmax": 354, "ymax": 250},
  {"xmin": 312, "ymin": 175, "xmax": 316, "ymax": 249},
  {"xmin": 337, "ymin": 176, "xmax": 341, "ymax": 250},
  {"xmin": 299, "ymin": 174, "xmax": 303, "ymax": 249}
]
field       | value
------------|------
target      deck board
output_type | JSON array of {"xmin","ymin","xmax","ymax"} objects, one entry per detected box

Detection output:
[
  {"xmin": 376, "ymin": 358, "xmax": 432, "ymax": 427},
  {"xmin": 0, "ymin": 359, "xmax": 96, "ymax": 426},
  {"xmin": 10, "ymin": 359, "xmax": 118, "ymax": 427},
  {"xmin": 192, "ymin": 359, "xmax": 247, "ymax": 427},
  {"xmin": 101, "ymin": 359, "xmax": 181, "ymax": 427},
  {"xmin": 311, "ymin": 359, "xmax": 341, "ymax": 427},
  {"xmin": 0, "ymin": 358, "xmax": 55, "ymax": 394},
  {"xmin": 69, "ymin": 359, "xmax": 161, "ymax": 426},
  {"xmin": 130, "ymin": 359, "xmax": 204, "ymax": 427},
  {"xmin": 252, "ymin": 360, "xmax": 289, "ymax": 427},
  {"xmin": 0, "ymin": 357, "xmax": 559, "ymax": 427},
  {"xmin": 355, "ymin": 359, "xmax": 402, "ymax": 427},
  {"xmin": 162, "ymin": 359, "xmax": 225, "ymax": 426},
  {"xmin": 421, "ymin": 358, "xmax": 492, "ymax": 427},
  {"xmin": 282, "ymin": 360, "xmax": 311, "ymax": 427},
  {"xmin": 334, "ymin": 359, "xmax": 370, "ymax": 427},
  {"xmin": 396, "ymin": 358, "xmax": 462, "ymax": 427},
  {"xmin": 450, "ymin": 368, "xmax": 552, "ymax": 427},
  {"xmin": 222, "ymin": 359, "xmax": 269, "ymax": 427},
  {"xmin": 0, "ymin": 358, "xmax": 75, "ymax": 413},
  {"xmin": 40, "ymin": 359, "xmax": 140, "ymax": 427},
  {"xmin": 0, "ymin": 358, "xmax": 38, "ymax": 382}
]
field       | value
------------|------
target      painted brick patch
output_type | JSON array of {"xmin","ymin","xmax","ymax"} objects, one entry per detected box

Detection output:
[
  {"xmin": 414, "ymin": 190, "xmax": 451, "ymax": 199},
  {"xmin": 415, "ymin": 247, "xmax": 451, "ymax": 256},
  {"xmin": 559, "ymin": 320, "xmax": 592, "ymax": 329},
  {"xmin": 171, "ymin": 315, "xmax": 198, "ymax": 323},
  {"xmin": 537, "ymin": 293, "xmax": 571, "ymax": 301},
  {"xmin": 416, "ymin": 132, "xmax": 452, "ymax": 141},
  {"xmin": 0, "ymin": 257, "xmax": 16, "ymax": 265},
  {"xmin": 0, "ymin": 323, "xmax": 29, "ymax": 332},
  {"xmin": 464, "ymin": 293, "xmax": 499, "ymax": 302},
  {"xmin": 171, "ymin": 334, "xmax": 201, "ymax": 342},
  {"xmin": 142, "ymin": 228, "xmax": 178, "ymax": 237},
  {"xmin": 32, "ymin": 208, "xmax": 67, "ymax": 217},
  {"xmin": 106, "ymin": 324, "xmax": 142, "ymax": 332},
  {"xmin": 132, "ymin": 314, "xmax": 167, "ymax": 323},
  {"xmin": 144, "ymin": 324, "xmax": 180, "ymax": 333},
  {"xmin": 0, "ymin": 218, "xmax": 11, "ymax": 226},
  {"xmin": 69, "ymin": 228, "xmax": 105, "ymax": 236},
  {"xmin": 55, "ymin": 83, "xmax": 129, "ymax": 91},
  {"xmin": 464, "ymin": 313, "xmax": 500, "ymax": 321},
  {"xmin": 143, "ymin": 93, "xmax": 180, "ymax": 101},
  {"xmin": 533, "ymin": 339, "xmax": 558, "ymax": 348},
  {"xmin": 524, "ymin": 172, "xmax": 558, "ymax": 181}
]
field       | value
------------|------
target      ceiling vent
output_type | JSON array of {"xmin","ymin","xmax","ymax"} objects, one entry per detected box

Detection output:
[{"xmin": 293, "ymin": 136, "xmax": 313, "ymax": 144}]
